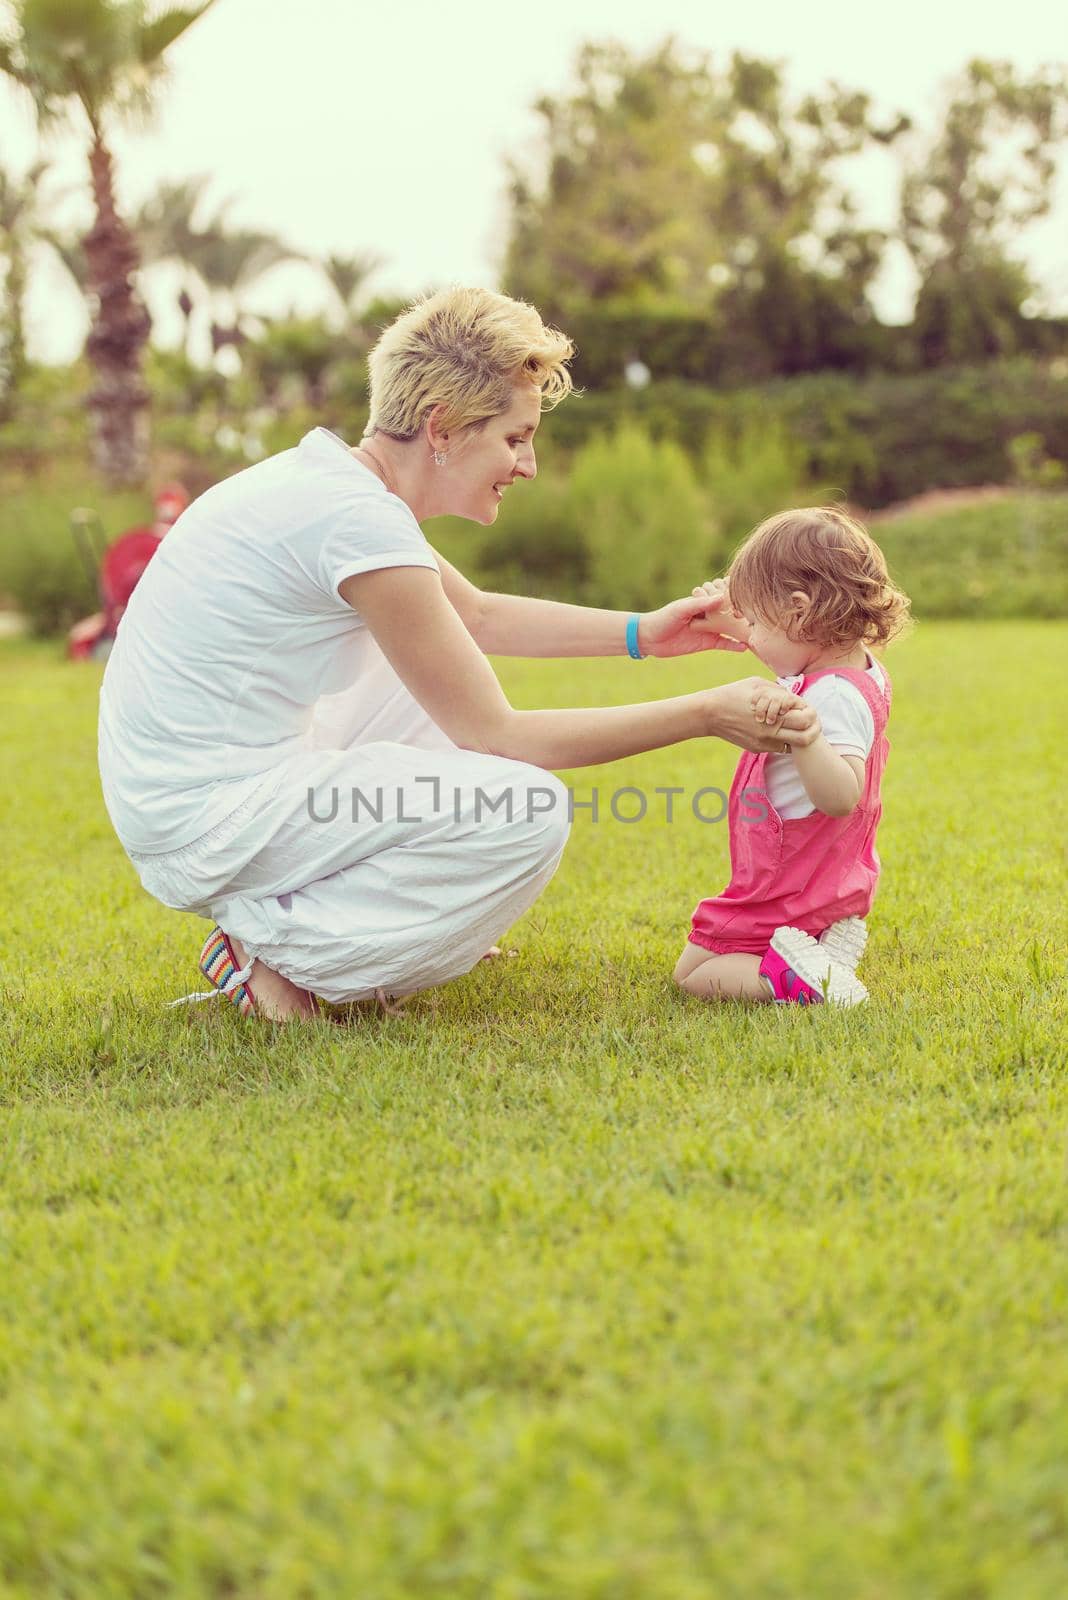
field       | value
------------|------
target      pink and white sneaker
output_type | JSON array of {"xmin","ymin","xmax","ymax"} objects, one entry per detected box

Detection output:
[
  {"xmin": 818, "ymin": 916, "xmax": 868, "ymax": 973},
  {"xmin": 759, "ymin": 926, "xmax": 868, "ymax": 1007}
]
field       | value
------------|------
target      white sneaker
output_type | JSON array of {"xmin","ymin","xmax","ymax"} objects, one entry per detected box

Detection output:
[
  {"xmin": 762, "ymin": 926, "xmax": 869, "ymax": 1007},
  {"xmin": 818, "ymin": 917, "xmax": 868, "ymax": 973}
]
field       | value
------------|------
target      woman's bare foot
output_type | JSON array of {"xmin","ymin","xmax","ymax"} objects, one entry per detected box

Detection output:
[
  {"xmin": 374, "ymin": 987, "xmax": 408, "ymax": 1016},
  {"xmin": 227, "ymin": 935, "xmax": 318, "ymax": 1021}
]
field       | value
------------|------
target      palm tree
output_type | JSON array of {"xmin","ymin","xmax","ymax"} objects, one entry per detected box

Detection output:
[
  {"xmin": 186, "ymin": 221, "xmax": 299, "ymax": 356},
  {"xmin": 0, "ymin": 0, "xmax": 215, "ymax": 483},
  {"xmin": 132, "ymin": 186, "xmax": 298, "ymax": 359},
  {"xmin": 131, "ymin": 176, "xmax": 208, "ymax": 355},
  {"xmin": 318, "ymin": 251, "xmax": 382, "ymax": 362},
  {"xmin": 322, "ymin": 252, "xmax": 381, "ymax": 322},
  {"xmin": 0, "ymin": 158, "xmax": 50, "ymax": 419}
]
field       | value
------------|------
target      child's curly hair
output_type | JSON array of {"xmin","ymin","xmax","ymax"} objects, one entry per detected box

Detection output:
[{"xmin": 727, "ymin": 506, "xmax": 911, "ymax": 650}]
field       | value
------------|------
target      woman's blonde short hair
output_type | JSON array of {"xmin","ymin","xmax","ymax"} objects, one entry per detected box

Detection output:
[
  {"xmin": 365, "ymin": 286, "xmax": 574, "ymax": 441},
  {"xmin": 728, "ymin": 506, "xmax": 911, "ymax": 650}
]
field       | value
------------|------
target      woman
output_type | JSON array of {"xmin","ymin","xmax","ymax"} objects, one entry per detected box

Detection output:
[{"xmin": 98, "ymin": 286, "xmax": 814, "ymax": 1020}]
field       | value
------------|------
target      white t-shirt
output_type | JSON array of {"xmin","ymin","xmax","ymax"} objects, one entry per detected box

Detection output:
[
  {"xmin": 765, "ymin": 657, "xmax": 887, "ymax": 820},
  {"xmin": 98, "ymin": 428, "xmax": 440, "ymax": 854}
]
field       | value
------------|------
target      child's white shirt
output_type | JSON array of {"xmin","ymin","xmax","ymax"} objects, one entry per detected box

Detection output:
[{"xmin": 765, "ymin": 657, "xmax": 888, "ymax": 821}]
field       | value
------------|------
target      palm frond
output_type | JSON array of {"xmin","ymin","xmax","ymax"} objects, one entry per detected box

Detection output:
[
  {"xmin": 322, "ymin": 250, "xmax": 383, "ymax": 313},
  {"xmin": 0, "ymin": 39, "xmax": 33, "ymax": 88},
  {"xmin": 131, "ymin": 175, "xmax": 210, "ymax": 263},
  {"xmin": 137, "ymin": 1, "xmax": 216, "ymax": 65},
  {"xmin": 0, "ymin": 33, "xmax": 54, "ymax": 123},
  {"xmin": 42, "ymin": 229, "xmax": 90, "ymax": 290},
  {"xmin": 0, "ymin": 159, "xmax": 53, "ymax": 240},
  {"xmin": 10, "ymin": 0, "xmax": 136, "ymax": 131},
  {"xmin": 188, "ymin": 222, "xmax": 300, "ymax": 294}
]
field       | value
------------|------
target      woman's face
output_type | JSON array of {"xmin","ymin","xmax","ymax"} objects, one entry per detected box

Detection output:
[{"xmin": 445, "ymin": 382, "xmax": 541, "ymax": 525}]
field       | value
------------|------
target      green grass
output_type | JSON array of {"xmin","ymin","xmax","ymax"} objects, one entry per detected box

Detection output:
[{"xmin": 1, "ymin": 623, "xmax": 1067, "ymax": 1598}]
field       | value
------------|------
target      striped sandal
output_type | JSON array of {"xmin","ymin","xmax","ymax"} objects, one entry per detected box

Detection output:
[{"xmin": 167, "ymin": 926, "xmax": 257, "ymax": 1017}]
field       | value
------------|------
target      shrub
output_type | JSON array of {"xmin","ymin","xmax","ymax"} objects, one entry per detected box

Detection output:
[
  {"xmin": 702, "ymin": 420, "xmax": 810, "ymax": 544},
  {"xmin": 569, "ymin": 425, "xmax": 718, "ymax": 607},
  {"xmin": 477, "ymin": 474, "xmax": 588, "ymax": 598},
  {"xmin": 0, "ymin": 473, "xmax": 145, "ymax": 637},
  {"xmin": 871, "ymin": 494, "xmax": 1068, "ymax": 619},
  {"xmin": 0, "ymin": 362, "xmax": 90, "ymax": 473},
  {"xmin": 560, "ymin": 302, "xmax": 902, "ymax": 391},
  {"xmin": 1009, "ymin": 433, "xmax": 1067, "ymax": 492},
  {"xmin": 545, "ymin": 359, "xmax": 1068, "ymax": 508}
]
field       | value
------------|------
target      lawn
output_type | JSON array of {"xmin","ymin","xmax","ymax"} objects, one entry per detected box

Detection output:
[{"xmin": 1, "ymin": 622, "xmax": 1066, "ymax": 1598}]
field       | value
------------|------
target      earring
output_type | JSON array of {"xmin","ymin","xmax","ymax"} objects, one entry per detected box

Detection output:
[{"xmin": 433, "ymin": 449, "xmax": 448, "ymax": 467}]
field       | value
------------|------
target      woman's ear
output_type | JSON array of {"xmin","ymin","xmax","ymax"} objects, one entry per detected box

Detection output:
[{"xmin": 425, "ymin": 405, "xmax": 450, "ymax": 454}]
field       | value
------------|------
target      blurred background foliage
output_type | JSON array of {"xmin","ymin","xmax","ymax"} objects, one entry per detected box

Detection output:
[{"xmin": 1, "ymin": 26, "xmax": 1067, "ymax": 633}]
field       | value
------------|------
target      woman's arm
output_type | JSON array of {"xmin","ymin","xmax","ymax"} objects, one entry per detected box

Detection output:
[
  {"xmin": 480, "ymin": 591, "xmax": 649, "ymax": 658},
  {"xmin": 340, "ymin": 566, "xmax": 818, "ymax": 769},
  {"xmin": 430, "ymin": 548, "xmax": 746, "ymax": 659}
]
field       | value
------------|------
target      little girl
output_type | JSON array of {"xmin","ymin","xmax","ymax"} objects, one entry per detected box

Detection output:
[{"xmin": 674, "ymin": 506, "xmax": 910, "ymax": 1007}]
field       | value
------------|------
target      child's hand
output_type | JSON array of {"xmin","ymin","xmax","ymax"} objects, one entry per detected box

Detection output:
[
  {"xmin": 753, "ymin": 683, "xmax": 798, "ymax": 725},
  {"xmin": 690, "ymin": 579, "xmax": 751, "ymax": 645},
  {"xmin": 753, "ymin": 685, "xmax": 822, "ymax": 749}
]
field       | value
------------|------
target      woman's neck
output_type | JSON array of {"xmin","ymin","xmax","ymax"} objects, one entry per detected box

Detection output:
[{"xmin": 350, "ymin": 434, "xmax": 439, "ymax": 522}]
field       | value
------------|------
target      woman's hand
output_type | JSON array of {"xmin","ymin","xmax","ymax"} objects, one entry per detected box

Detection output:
[
  {"xmin": 639, "ymin": 580, "xmax": 750, "ymax": 658},
  {"xmin": 704, "ymin": 679, "xmax": 821, "ymax": 754}
]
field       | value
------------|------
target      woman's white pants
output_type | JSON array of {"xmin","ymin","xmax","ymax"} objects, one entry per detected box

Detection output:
[{"xmin": 130, "ymin": 642, "xmax": 571, "ymax": 1003}]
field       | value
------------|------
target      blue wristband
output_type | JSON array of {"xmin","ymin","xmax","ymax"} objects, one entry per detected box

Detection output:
[{"xmin": 626, "ymin": 614, "xmax": 645, "ymax": 660}]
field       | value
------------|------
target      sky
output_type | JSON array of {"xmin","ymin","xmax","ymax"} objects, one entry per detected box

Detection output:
[{"xmin": 2, "ymin": 0, "xmax": 1066, "ymax": 363}]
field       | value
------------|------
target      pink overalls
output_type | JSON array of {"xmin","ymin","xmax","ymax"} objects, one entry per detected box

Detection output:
[{"xmin": 690, "ymin": 664, "xmax": 892, "ymax": 957}]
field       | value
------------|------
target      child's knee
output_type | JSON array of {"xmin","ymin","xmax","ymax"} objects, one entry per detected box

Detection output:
[{"xmin": 672, "ymin": 945, "xmax": 700, "ymax": 986}]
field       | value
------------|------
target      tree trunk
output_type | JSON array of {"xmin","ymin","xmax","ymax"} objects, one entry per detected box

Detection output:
[
  {"xmin": 84, "ymin": 136, "xmax": 152, "ymax": 485},
  {"xmin": 0, "ymin": 243, "xmax": 28, "ymax": 423},
  {"xmin": 178, "ymin": 286, "xmax": 195, "ymax": 359}
]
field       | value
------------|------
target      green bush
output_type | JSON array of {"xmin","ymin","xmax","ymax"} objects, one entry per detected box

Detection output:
[
  {"xmin": 547, "ymin": 359, "xmax": 1068, "ymax": 508},
  {"xmin": 3, "ymin": 450, "xmax": 1064, "ymax": 640},
  {"xmin": 869, "ymin": 494, "xmax": 1068, "ymax": 620},
  {"xmin": 1009, "ymin": 432, "xmax": 1067, "ymax": 491},
  {"xmin": 0, "ymin": 362, "xmax": 90, "ymax": 472},
  {"xmin": 701, "ymin": 419, "xmax": 810, "ymax": 545},
  {"xmin": 144, "ymin": 348, "xmax": 228, "ymax": 415},
  {"xmin": 570, "ymin": 425, "xmax": 718, "ymax": 606},
  {"xmin": 560, "ymin": 302, "xmax": 905, "ymax": 390},
  {"xmin": 0, "ymin": 473, "xmax": 145, "ymax": 637},
  {"xmin": 465, "ymin": 441, "xmax": 1068, "ymax": 622},
  {"xmin": 477, "ymin": 474, "xmax": 589, "ymax": 599}
]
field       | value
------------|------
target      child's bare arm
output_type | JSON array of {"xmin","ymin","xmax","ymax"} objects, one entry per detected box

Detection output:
[{"xmin": 790, "ymin": 739, "xmax": 864, "ymax": 817}]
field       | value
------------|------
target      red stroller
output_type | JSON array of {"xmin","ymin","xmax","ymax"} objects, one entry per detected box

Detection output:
[{"xmin": 68, "ymin": 485, "xmax": 189, "ymax": 661}]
